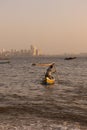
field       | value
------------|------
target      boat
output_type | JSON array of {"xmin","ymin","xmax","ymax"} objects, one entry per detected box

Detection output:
[
  {"xmin": 42, "ymin": 77, "xmax": 55, "ymax": 85},
  {"xmin": 64, "ymin": 57, "xmax": 77, "ymax": 60},
  {"xmin": 0, "ymin": 60, "xmax": 10, "ymax": 64}
]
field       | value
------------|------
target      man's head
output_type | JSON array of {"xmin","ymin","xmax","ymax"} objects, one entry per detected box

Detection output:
[{"xmin": 50, "ymin": 62, "xmax": 55, "ymax": 68}]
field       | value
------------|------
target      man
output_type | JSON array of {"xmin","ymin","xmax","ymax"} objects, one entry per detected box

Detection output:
[{"xmin": 45, "ymin": 62, "xmax": 56, "ymax": 79}]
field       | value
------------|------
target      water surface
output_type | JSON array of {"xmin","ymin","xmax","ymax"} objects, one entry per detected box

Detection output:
[{"xmin": 0, "ymin": 56, "xmax": 87, "ymax": 129}]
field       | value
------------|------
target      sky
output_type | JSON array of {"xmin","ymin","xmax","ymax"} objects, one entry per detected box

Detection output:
[{"xmin": 0, "ymin": 0, "xmax": 87, "ymax": 55}]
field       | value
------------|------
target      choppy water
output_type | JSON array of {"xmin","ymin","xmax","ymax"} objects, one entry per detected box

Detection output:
[{"xmin": 0, "ymin": 56, "xmax": 87, "ymax": 130}]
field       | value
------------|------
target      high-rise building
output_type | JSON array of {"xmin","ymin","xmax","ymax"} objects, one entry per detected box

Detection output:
[{"xmin": 30, "ymin": 45, "xmax": 37, "ymax": 56}]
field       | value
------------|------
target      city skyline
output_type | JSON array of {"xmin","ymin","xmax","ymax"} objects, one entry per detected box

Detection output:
[
  {"xmin": 0, "ymin": 45, "xmax": 42, "ymax": 57},
  {"xmin": 0, "ymin": 0, "xmax": 87, "ymax": 55}
]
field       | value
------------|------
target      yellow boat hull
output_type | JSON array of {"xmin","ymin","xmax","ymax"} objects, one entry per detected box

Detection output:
[{"xmin": 43, "ymin": 77, "xmax": 55, "ymax": 85}]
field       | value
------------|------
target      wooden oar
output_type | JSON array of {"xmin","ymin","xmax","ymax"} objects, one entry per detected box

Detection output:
[{"xmin": 32, "ymin": 63, "xmax": 54, "ymax": 67}]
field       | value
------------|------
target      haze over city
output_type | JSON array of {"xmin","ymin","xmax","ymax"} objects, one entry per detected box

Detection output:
[{"xmin": 0, "ymin": 0, "xmax": 87, "ymax": 55}]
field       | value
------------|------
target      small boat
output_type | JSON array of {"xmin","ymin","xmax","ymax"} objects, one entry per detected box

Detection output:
[
  {"xmin": 42, "ymin": 77, "xmax": 55, "ymax": 85},
  {"xmin": 64, "ymin": 57, "xmax": 77, "ymax": 60},
  {"xmin": 0, "ymin": 60, "xmax": 10, "ymax": 64}
]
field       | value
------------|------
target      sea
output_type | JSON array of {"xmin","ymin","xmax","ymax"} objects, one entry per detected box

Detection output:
[{"xmin": 0, "ymin": 56, "xmax": 87, "ymax": 130}]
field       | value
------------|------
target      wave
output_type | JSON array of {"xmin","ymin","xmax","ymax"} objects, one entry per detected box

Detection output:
[{"xmin": 0, "ymin": 104, "xmax": 87, "ymax": 126}]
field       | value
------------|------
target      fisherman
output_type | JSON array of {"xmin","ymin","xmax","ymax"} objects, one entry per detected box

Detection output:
[{"xmin": 45, "ymin": 62, "xmax": 56, "ymax": 79}]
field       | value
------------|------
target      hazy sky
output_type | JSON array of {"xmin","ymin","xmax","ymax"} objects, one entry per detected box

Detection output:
[{"xmin": 0, "ymin": 0, "xmax": 87, "ymax": 54}]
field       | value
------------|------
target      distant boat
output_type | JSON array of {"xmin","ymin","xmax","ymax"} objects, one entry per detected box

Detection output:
[
  {"xmin": 64, "ymin": 57, "xmax": 77, "ymax": 60},
  {"xmin": 0, "ymin": 60, "xmax": 10, "ymax": 64}
]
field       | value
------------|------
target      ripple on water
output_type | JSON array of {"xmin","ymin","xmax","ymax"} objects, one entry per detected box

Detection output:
[{"xmin": 0, "ymin": 116, "xmax": 85, "ymax": 130}]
